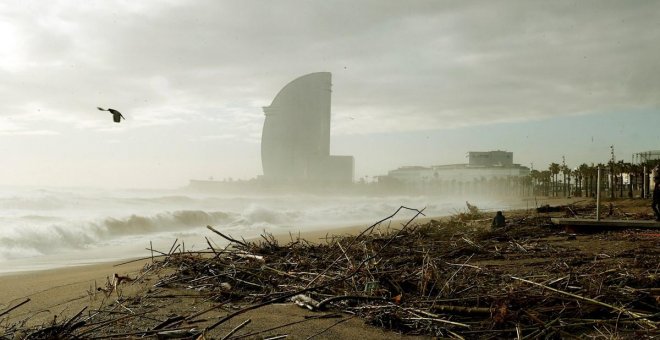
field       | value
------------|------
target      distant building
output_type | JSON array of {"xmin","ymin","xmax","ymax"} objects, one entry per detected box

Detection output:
[
  {"xmin": 468, "ymin": 150, "xmax": 513, "ymax": 167},
  {"xmin": 633, "ymin": 150, "xmax": 660, "ymax": 164},
  {"xmin": 261, "ymin": 72, "xmax": 354, "ymax": 184},
  {"xmin": 383, "ymin": 151, "xmax": 529, "ymax": 194}
]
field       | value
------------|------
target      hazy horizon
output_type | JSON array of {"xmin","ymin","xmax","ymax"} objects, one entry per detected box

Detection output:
[{"xmin": 1, "ymin": 1, "xmax": 659, "ymax": 189}]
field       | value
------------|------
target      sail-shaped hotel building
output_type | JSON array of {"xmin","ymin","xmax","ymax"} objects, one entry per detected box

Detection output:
[{"xmin": 261, "ymin": 72, "xmax": 354, "ymax": 184}]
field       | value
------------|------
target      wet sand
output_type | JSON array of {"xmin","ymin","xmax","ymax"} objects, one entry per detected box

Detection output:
[
  {"xmin": 0, "ymin": 218, "xmax": 434, "ymax": 339},
  {"xmin": 0, "ymin": 196, "xmax": 567, "ymax": 306},
  {"xmin": 0, "ymin": 197, "xmax": 572, "ymax": 338}
]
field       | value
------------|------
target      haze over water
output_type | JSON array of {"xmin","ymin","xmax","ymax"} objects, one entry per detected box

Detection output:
[{"xmin": 0, "ymin": 186, "xmax": 511, "ymax": 274}]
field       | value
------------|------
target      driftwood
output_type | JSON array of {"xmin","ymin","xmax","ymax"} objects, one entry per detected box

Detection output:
[
  {"xmin": 0, "ymin": 298, "xmax": 30, "ymax": 318},
  {"xmin": 536, "ymin": 204, "xmax": 565, "ymax": 213},
  {"xmin": 2, "ymin": 204, "xmax": 658, "ymax": 339}
]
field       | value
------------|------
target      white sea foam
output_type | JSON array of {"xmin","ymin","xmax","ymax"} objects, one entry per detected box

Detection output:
[{"xmin": 0, "ymin": 186, "xmax": 503, "ymax": 273}]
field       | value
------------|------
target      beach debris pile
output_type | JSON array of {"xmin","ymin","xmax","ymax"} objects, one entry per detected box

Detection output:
[{"xmin": 1, "ymin": 203, "xmax": 658, "ymax": 339}]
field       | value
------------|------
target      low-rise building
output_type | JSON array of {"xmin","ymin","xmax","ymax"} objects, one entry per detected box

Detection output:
[{"xmin": 383, "ymin": 151, "xmax": 530, "ymax": 196}]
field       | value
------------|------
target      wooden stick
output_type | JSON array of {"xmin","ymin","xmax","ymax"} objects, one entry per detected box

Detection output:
[
  {"xmin": 306, "ymin": 206, "xmax": 425, "ymax": 288},
  {"xmin": 305, "ymin": 315, "xmax": 354, "ymax": 339},
  {"xmin": 0, "ymin": 298, "xmax": 30, "ymax": 317},
  {"xmin": 114, "ymin": 251, "xmax": 218, "ymax": 267},
  {"xmin": 167, "ymin": 238, "xmax": 179, "ymax": 255},
  {"xmin": 77, "ymin": 309, "xmax": 157, "ymax": 336},
  {"xmin": 205, "ymin": 236, "xmax": 218, "ymax": 255},
  {"xmin": 85, "ymin": 326, "xmax": 198, "ymax": 339},
  {"xmin": 406, "ymin": 308, "xmax": 471, "ymax": 328},
  {"xmin": 208, "ymin": 225, "xmax": 249, "ymax": 248},
  {"xmin": 62, "ymin": 306, "xmax": 87, "ymax": 329},
  {"xmin": 232, "ymin": 314, "xmax": 341, "ymax": 339},
  {"xmin": 221, "ymin": 318, "xmax": 251, "ymax": 340},
  {"xmin": 205, "ymin": 207, "xmax": 426, "ymax": 331},
  {"xmin": 264, "ymin": 335, "xmax": 288, "ymax": 340},
  {"xmin": 316, "ymin": 295, "xmax": 388, "ymax": 310},
  {"xmin": 336, "ymin": 241, "xmax": 354, "ymax": 268},
  {"xmin": 432, "ymin": 304, "xmax": 491, "ymax": 314},
  {"xmin": 510, "ymin": 276, "xmax": 655, "ymax": 328}
]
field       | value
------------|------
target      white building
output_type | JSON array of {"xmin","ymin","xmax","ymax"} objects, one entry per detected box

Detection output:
[{"xmin": 385, "ymin": 151, "xmax": 529, "ymax": 192}]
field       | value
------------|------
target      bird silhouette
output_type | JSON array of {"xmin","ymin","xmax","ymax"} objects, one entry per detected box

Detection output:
[{"xmin": 97, "ymin": 107, "xmax": 125, "ymax": 123}]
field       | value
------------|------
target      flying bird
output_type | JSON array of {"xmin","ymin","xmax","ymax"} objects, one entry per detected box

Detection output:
[{"xmin": 97, "ymin": 107, "xmax": 125, "ymax": 123}]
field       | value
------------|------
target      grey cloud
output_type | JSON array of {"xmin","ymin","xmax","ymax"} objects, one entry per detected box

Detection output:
[{"xmin": 1, "ymin": 0, "xmax": 659, "ymax": 137}]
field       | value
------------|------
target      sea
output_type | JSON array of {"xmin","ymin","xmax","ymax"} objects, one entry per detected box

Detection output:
[{"xmin": 0, "ymin": 186, "xmax": 509, "ymax": 274}]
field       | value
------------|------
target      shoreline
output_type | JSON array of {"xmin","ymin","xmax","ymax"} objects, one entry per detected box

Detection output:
[
  {"xmin": 0, "ymin": 212, "xmax": 437, "ymax": 332},
  {"xmin": 0, "ymin": 212, "xmax": 453, "ymax": 303},
  {"xmin": 0, "ymin": 213, "xmax": 473, "ymax": 339},
  {"xmin": 0, "ymin": 196, "xmax": 573, "ymax": 277},
  {"xmin": 0, "ymin": 196, "xmax": 578, "ymax": 303}
]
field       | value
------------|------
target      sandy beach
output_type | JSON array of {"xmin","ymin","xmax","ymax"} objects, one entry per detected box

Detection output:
[
  {"xmin": 0, "ymin": 222, "xmax": 375, "ymax": 309},
  {"xmin": 0, "ymin": 260, "xmax": 425, "ymax": 339},
  {"xmin": 0, "ymin": 211, "xmax": 442, "ymax": 339},
  {"xmin": 1, "ymin": 197, "xmax": 614, "ymax": 339},
  {"xmin": 0, "ymin": 197, "xmax": 559, "ymax": 298}
]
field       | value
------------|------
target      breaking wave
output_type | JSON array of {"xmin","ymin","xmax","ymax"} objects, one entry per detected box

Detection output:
[
  {"xmin": 0, "ymin": 187, "xmax": 478, "ymax": 269},
  {"xmin": 0, "ymin": 210, "xmax": 233, "ymax": 260}
]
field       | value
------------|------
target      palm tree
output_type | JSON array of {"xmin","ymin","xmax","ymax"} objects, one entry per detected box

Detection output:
[
  {"xmin": 596, "ymin": 163, "xmax": 606, "ymax": 197},
  {"xmin": 540, "ymin": 170, "xmax": 552, "ymax": 196},
  {"xmin": 560, "ymin": 164, "xmax": 571, "ymax": 197},
  {"xmin": 549, "ymin": 163, "xmax": 560, "ymax": 197},
  {"xmin": 630, "ymin": 163, "xmax": 641, "ymax": 197},
  {"xmin": 524, "ymin": 175, "xmax": 533, "ymax": 196},
  {"xmin": 566, "ymin": 167, "xmax": 573, "ymax": 197},
  {"xmin": 577, "ymin": 163, "xmax": 590, "ymax": 197},
  {"xmin": 529, "ymin": 170, "xmax": 539, "ymax": 196},
  {"xmin": 615, "ymin": 161, "xmax": 627, "ymax": 198},
  {"xmin": 627, "ymin": 163, "xmax": 638, "ymax": 197},
  {"xmin": 608, "ymin": 160, "xmax": 616, "ymax": 198}
]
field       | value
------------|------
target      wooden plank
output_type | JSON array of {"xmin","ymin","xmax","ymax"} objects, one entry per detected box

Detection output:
[{"xmin": 550, "ymin": 218, "xmax": 660, "ymax": 232}]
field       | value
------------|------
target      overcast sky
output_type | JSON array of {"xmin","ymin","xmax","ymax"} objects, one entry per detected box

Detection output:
[{"xmin": 1, "ymin": 0, "xmax": 659, "ymax": 188}]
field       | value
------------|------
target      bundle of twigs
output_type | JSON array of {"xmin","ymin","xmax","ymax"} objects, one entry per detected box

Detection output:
[{"xmin": 1, "ymin": 204, "xmax": 658, "ymax": 339}]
